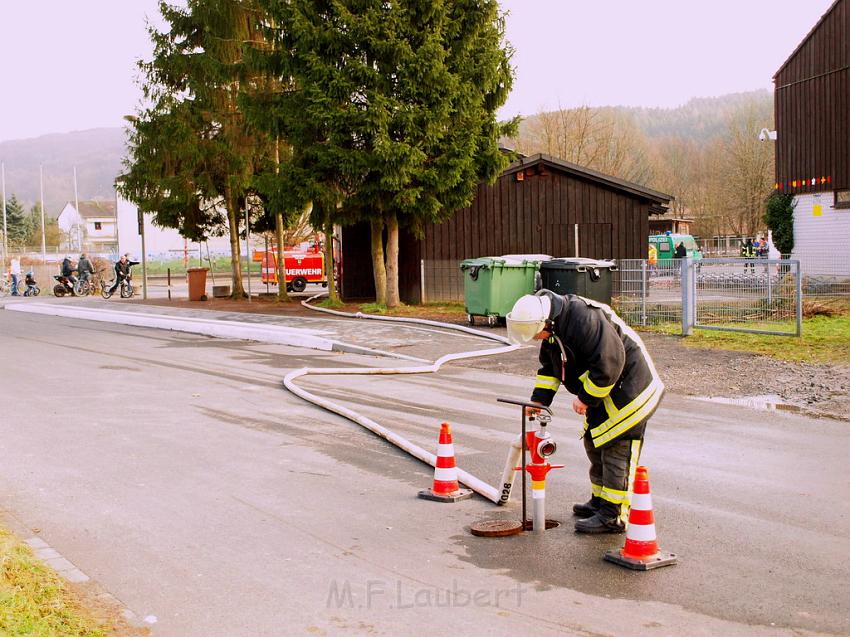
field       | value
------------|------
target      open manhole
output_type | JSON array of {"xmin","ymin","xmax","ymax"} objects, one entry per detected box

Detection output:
[{"xmin": 470, "ymin": 519, "xmax": 560, "ymax": 537}]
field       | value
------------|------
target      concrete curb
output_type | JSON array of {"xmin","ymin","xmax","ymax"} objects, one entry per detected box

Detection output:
[
  {"xmin": 7, "ymin": 302, "xmax": 336, "ymax": 351},
  {"xmin": 5, "ymin": 302, "xmax": 429, "ymax": 361}
]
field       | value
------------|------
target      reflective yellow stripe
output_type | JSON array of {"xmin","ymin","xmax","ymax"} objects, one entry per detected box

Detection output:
[
  {"xmin": 600, "ymin": 486, "xmax": 629, "ymax": 505},
  {"xmin": 621, "ymin": 440, "xmax": 642, "ymax": 523},
  {"xmin": 534, "ymin": 375, "xmax": 560, "ymax": 391},
  {"xmin": 589, "ymin": 380, "xmax": 660, "ymax": 440},
  {"xmin": 592, "ymin": 390, "xmax": 661, "ymax": 447},
  {"xmin": 591, "ymin": 483, "xmax": 603, "ymax": 497},
  {"xmin": 579, "ymin": 371, "xmax": 614, "ymax": 398}
]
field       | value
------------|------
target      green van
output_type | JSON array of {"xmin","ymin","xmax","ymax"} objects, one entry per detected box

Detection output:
[{"xmin": 649, "ymin": 233, "xmax": 702, "ymax": 264}]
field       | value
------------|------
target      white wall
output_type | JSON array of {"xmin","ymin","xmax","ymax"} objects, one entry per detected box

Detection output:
[
  {"xmin": 792, "ymin": 192, "xmax": 850, "ymax": 275},
  {"xmin": 116, "ymin": 192, "xmax": 236, "ymax": 259}
]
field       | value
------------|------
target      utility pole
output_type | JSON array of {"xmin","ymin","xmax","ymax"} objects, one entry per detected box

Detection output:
[
  {"xmin": 73, "ymin": 166, "xmax": 81, "ymax": 251},
  {"xmin": 1, "ymin": 161, "xmax": 7, "ymax": 272},
  {"xmin": 39, "ymin": 164, "xmax": 46, "ymax": 264}
]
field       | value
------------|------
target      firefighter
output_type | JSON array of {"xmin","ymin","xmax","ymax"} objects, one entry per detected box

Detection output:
[{"xmin": 506, "ymin": 291, "xmax": 665, "ymax": 534}]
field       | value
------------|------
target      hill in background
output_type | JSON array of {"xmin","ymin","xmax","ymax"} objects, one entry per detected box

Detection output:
[
  {"xmin": 0, "ymin": 128, "xmax": 126, "ymax": 216},
  {"xmin": 514, "ymin": 89, "xmax": 772, "ymax": 145},
  {"xmin": 0, "ymin": 89, "xmax": 772, "ymax": 218}
]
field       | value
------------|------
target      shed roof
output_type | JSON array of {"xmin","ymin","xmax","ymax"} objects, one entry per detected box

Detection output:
[{"xmin": 503, "ymin": 153, "xmax": 673, "ymax": 209}]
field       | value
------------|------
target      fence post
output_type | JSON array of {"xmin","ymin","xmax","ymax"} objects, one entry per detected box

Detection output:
[
  {"xmin": 640, "ymin": 259, "xmax": 647, "ymax": 326},
  {"xmin": 420, "ymin": 259, "xmax": 426, "ymax": 305},
  {"xmin": 681, "ymin": 257, "xmax": 693, "ymax": 336},
  {"xmin": 795, "ymin": 260, "xmax": 802, "ymax": 337},
  {"xmin": 766, "ymin": 259, "xmax": 772, "ymax": 305}
]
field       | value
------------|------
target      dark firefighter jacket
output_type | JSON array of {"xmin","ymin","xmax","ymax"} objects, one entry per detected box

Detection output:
[{"xmin": 530, "ymin": 293, "xmax": 664, "ymax": 448}]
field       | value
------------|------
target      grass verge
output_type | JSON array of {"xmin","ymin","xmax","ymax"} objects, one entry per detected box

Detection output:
[
  {"xmin": 643, "ymin": 315, "xmax": 850, "ymax": 364},
  {"xmin": 0, "ymin": 529, "xmax": 108, "ymax": 637}
]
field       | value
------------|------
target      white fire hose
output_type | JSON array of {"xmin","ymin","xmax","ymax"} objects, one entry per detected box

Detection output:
[{"xmin": 282, "ymin": 294, "xmax": 519, "ymax": 503}]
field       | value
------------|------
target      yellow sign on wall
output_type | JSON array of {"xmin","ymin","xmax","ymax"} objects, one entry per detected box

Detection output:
[{"xmin": 813, "ymin": 204, "xmax": 823, "ymax": 217}]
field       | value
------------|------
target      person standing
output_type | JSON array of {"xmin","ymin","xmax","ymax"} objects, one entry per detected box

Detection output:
[
  {"xmin": 77, "ymin": 253, "xmax": 94, "ymax": 285},
  {"xmin": 506, "ymin": 291, "xmax": 665, "ymax": 534},
  {"xmin": 9, "ymin": 257, "xmax": 21, "ymax": 295}
]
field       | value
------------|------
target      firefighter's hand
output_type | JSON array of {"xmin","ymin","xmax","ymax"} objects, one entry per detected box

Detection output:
[{"xmin": 572, "ymin": 398, "xmax": 588, "ymax": 416}]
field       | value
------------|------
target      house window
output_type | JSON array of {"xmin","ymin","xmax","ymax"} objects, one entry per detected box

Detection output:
[
  {"xmin": 835, "ymin": 190, "xmax": 850, "ymax": 209},
  {"xmin": 94, "ymin": 222, "xmax": 102, "ymax": 230}
]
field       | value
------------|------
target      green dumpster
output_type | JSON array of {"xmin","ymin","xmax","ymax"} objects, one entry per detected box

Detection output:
[{"xmin": 460, "ymin": 257, "xmax": 545, "ymax": 326}]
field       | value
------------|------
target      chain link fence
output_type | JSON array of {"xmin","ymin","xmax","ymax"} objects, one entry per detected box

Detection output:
[
  {"xmin": 421, "ymin": 259, "xmax": 464, "ymax": 304},
  {"xmin": 791, "ymin": 254, "xmax": 850, "ymax": 297}
]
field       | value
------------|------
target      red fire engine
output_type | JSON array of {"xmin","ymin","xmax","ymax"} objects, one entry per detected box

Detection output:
[{"xmin": 253, "ymin": 242, "xmax": 326, "ymax": 293}]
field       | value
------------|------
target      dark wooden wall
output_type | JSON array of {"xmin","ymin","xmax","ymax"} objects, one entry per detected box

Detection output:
[
  {"xmin": 775, "ymin": 0, "xmax": 849, "ymax": 191},
  {"xmin": 342, "ymin": 166, "xmax": 654, "ymax": 303},
  {"xmin": 418, "ymin": 170, "xmax": 650, "ymax": 263}
]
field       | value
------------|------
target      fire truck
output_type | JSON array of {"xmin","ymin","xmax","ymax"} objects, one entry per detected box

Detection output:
[{"xmin": 253, "ymin": 241, "xmax": 326, "ymax": 293}]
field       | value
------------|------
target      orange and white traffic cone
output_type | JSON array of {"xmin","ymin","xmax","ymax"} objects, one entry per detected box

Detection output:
[
  {"xmin": 418, "ymin": 423, "xmax": 473, "ymax": 503},
  {"xmin": 604, "ymin": 466, "xmax": 677, "ymax": 570}
]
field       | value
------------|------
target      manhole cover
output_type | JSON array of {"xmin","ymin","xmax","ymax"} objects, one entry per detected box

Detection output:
[{"xmin": 469, "ymin": 519, "xmax": 524, "ymax": 537}]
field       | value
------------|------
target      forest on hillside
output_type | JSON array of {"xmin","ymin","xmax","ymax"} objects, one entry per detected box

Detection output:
[
  {"xmin": 505, "ymin": 90, "xmax": 775, "ymax": 239},
  {"xmin": 1, "ymin": 91, "xmax": 775, "ymax": 241}
]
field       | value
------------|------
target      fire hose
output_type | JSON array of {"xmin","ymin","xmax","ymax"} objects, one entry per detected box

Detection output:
[{"xmin": 282, "ymin": 294, "xmax": 519, "ymax": 503}]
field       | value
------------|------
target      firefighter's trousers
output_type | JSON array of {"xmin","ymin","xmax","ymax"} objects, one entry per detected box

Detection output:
[{"xmin": 582, "ymin": 424, "xmax": 646, "ymax": 523}]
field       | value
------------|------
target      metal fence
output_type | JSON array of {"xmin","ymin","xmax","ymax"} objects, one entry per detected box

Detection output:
[
  {"xmin": 791, "ymin": 254, "xmax": 850, "ymax": 297},
  {"xmin": 686, "ymin": 258, "xmax": 802, "ymax": 336},
  {"xmin": 421, "ymin": 259, "xmax": 464, "ymax": 303},
  {"xmin": 612, "ymin": 260, "xmax": 683, "ymax": 327},
  {"xmin": 613, "ymin": 258, "xmax": 804, "ymax": 335}
]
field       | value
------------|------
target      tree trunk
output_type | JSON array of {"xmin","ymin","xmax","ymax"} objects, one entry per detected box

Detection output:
[
  {"xmin": 274, "ymin": 138, "xmax": 291, "ymax": 302},
  {"xmin": 275, "ymin": 210, "xmax": 291, "ymax": 302},
  {"xmin": 370, "ymin": 218, "xmax": 387, "ymax": 305},
  {"xmin": 385, "ymin": 211, "xmax": 400, "ymax": 308},
  {"xmin": 224, "ymin": 185, "xmax": 246, "ymax": 298},
  {"xmin": 324, "ymin": 223, "xmax": 338, "ymax": 303}
]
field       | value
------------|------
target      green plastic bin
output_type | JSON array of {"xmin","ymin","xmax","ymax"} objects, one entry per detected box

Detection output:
[
  {"xmin": 459, "ymin": 257, "xmax": 544, "ymax": 326},
  {"xmin": 539, "ymin": 258, "xmax": 617, "ymax": 304}
]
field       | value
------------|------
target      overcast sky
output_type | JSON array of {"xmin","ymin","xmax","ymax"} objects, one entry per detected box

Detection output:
[{"xmin": 0, "ymin": 0, "xmax": 835, "ymax": 143}]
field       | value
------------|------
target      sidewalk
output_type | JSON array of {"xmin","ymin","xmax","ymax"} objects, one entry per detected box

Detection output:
[{"xmin": 3, "ymin": 296, "xmax": 499, "ymax": 362}]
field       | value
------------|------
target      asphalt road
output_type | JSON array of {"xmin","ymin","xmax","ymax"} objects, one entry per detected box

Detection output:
[{"xmin": 0, "ymin": 309, "xmax": 848, "ymax": 637}]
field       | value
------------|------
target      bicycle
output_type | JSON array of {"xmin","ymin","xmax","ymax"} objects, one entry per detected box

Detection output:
[
  {"xmin": 101, "ymin": 275, "xmax": 135, "ymax": 299},
  {"xmin": 0, "ymin": 275, "xmax": 23, "ymax": 297}
]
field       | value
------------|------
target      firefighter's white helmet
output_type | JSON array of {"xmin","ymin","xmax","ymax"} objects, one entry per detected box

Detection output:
[{"xmin": 506, "ymin": 294, "xmax": 552, "ymax": 344}]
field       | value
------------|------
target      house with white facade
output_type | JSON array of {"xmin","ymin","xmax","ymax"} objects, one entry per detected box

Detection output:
[{"xmin": 56, "ymin": 200, "xmax": 118, "ymax": 254}]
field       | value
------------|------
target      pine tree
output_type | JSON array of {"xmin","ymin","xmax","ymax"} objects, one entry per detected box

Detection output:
[
  {"xmin": 255, "ymin": 0, "xmax": 516, "ymax": 306},
  {"xmin": 123, "ymin": 0, "xmax": 274, "ymax": 298},
  {"xmin": 4, "ymin": 195, "xmax": 27, "ymax": 246}
]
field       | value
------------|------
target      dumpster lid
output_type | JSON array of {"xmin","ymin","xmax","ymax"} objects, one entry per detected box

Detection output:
[
  {"xmin": 460, "ymin": 256, "xmax": 542, "ymax": 269},
  {"xmin": 542, "ymin": 257, "xmax": 616, "ymax": 270},
  {"xmin": 499, "ymin": 254, "xmax": 552, "ymax": 263}
]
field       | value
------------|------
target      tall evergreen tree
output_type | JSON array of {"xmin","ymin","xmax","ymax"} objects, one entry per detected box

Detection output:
[
  {"xmin": 123, "ymin": 0, "xmax": 273, "ymax": 298},
  {"xmin": 4, "ymin": 195, "xmax": 27, "ymax": 246},
  {"xmin": 256, "ymin": 0, "xmax": 516, "ymax": 306}
]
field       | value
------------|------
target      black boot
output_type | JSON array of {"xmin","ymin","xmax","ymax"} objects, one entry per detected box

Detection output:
[
  {"xmin": 572, "ymin": 496, "xmax": 600, "ymax": 517},
  {"xmin": 575, "ymin": 502, "xmax": 625, "ymax": 534}
]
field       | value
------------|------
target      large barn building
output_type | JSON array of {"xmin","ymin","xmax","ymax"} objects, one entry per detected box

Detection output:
[
  {"xmin": 340, "ymin": 154, "xmax": 671, "ymax": 303},
  {"xmin": 774, "ymin": 0, "xmax": 849, "ymax": 274}
]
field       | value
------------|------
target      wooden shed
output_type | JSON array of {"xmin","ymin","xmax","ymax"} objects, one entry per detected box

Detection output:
[
  {"xmin": 773, "ymin": 0, "xmax": 850, "ymax": 274},
  {"xmin": 340, "ymin": 153, "xmax": 671, "ymax": 303}
]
